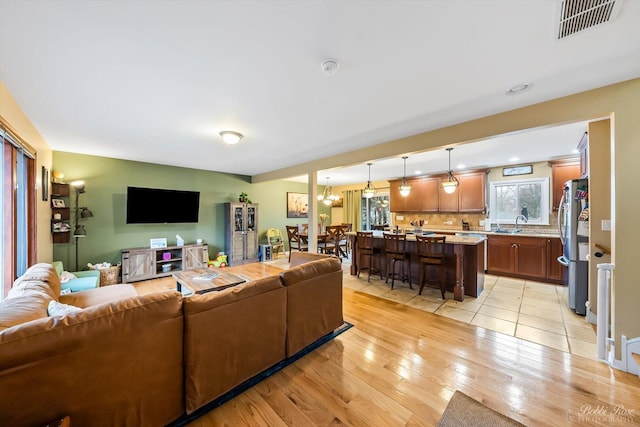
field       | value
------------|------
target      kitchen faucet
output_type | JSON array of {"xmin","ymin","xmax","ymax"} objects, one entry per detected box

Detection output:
[{"xmin": 515, "ymin": 214, "xmax": 528, "ymax": 231}]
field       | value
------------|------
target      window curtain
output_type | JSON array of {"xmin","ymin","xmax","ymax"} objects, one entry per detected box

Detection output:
[{"xmin": 342, "ymin": 189, "xmax": 362, "ymax": 232}]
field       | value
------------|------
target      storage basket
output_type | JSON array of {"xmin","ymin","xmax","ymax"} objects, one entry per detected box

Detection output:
[{"xmin": 99, "ymin": 265, "xmax": 121, "ymax": 286}]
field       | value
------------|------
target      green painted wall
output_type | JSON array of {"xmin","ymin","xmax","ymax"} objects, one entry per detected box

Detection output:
[{"xmin": 52, "ymin": 152, "xmax": 330, "ymax": 269}]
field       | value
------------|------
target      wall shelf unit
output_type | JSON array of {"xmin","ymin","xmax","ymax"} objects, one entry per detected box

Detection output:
[{"xmin": 51, "ymin": 182, "xmax": 71, "ymax": 243}]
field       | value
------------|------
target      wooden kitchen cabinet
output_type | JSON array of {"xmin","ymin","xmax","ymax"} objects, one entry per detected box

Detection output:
[
  {"xmin": 550, "ymin": 160, "xmax": 580, "ymax": 211},
  {"xmin": 487, "ymin": 234, "xmax": 564, "ymax": 284},
  {"xmin": 486, "ymin": 235, "xmax": 515, "ymax": 275},
  {"xmin": 546, "ymin": 237, "xmax": 565, "ymax": 283},
  {"xmin": 577, "ymin": 131, "xmax": 589, "ymax": 178},
  {"xmin": 487, "ymin": 235, "xmax": 546, "ymax": 280},
  {"xmin": 391, "ymin": 170, "xmax": 486, "ymax": 213},
  {"xmin": 438, "ymin": 170, "xmax": 486, "ymax": 213},
  {"xmin": 458, "ymin": 172, "xmax": 486, "ymax": 212},
  {"xmin": 389, "ymin": 177, "xmax": 438, "ymax": 212}
]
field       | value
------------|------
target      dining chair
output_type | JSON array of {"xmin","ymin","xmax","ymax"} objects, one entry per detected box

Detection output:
[
  {"xmin": 383, "ymin": 232, "xmax": 412, "ymax": 290},
  {"xmin": 322, "ymin": 225, "xmax": 346, "ymax": 257},
  {"xmin": 416, "ymin": 235, "xmax": 447, "ymax": 298},
  {"xmin": 286, "ymin": 225, "xmax": 309, "ymax": 262},
  {"xmin": 356, "ymin": 231, "xmax": 382, "ymax": 283},
  {"xmin": 340, "ymin": 223, "xmax": 352, "ymax": 255}
]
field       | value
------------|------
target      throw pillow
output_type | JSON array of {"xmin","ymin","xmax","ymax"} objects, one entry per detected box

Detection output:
[
  {"xmin": 47, "ymin": 300, "xmax": 82, "ymax": 317},
  {"xmin": 59, "ymin": 271, "xmax": 77, "ymax": 283}
]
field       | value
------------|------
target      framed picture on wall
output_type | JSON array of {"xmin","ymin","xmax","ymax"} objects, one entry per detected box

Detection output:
[
  {"xmin": 287, "ymin": 192, "xmax": 308, "ymax": 218},
  {"xmin": 52, "ymin": 198, "xmax": 65, "ymax": 208}
]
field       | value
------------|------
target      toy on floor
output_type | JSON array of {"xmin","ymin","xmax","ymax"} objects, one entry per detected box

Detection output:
[{"xmin": 208, "ymin": 252, "xmax": 228, "ymax": 268}]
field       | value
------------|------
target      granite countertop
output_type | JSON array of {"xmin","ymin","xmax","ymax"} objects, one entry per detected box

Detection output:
[
  {"xmin": 369, "ymin": 230, "xmax": 486, "ymax": 245},
  {"xmin": 401, "ymin": 228, "xmax": 560, "ymax": 239}
]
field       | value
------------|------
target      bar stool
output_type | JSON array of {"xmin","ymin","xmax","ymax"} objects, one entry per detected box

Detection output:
[
  {"xmin": 383, "ymin": 233, "xmax": 412, "ymax": 290},
  {"xmin": 416, "ymin": 235, "xmax": 447, "ymax": 298},
  {"xmin": 356, "ymin": 231, "xmax": 382, "ymax": 282}
]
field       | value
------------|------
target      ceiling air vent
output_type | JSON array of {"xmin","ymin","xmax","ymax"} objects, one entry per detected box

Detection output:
[{"xmin": 557, "ymin": 0, "xmax": 622, "ymax": 39}]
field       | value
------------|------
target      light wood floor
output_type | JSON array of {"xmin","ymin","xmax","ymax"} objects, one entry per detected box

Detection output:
[{"xmin": 151, "ymin": 279, "xmax": 636, "ymax": 426}]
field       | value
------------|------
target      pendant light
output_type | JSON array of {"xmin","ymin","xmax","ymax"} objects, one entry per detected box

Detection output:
[
  {"xmin": 362, "ymin": 163, "xmax": 377, "ymax": 198},
  {"xmin": 441, "ymin": 148, "xmax": 459, "ymax": 194},
  {"xmin": 399, "ymin": 156, "xmax": 412, "ymax": 197},
  {"xmin": 317, "ymin": 177, "xmax": 339, "ymax": 205}
]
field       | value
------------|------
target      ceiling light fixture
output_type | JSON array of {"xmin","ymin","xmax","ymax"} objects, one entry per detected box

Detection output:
[
  {"xmin": 399, "ymin": 156, "xmax": 412, "ymax": 197},
  {"xmin": 219, "ymin": 130, "xmax": 243, "ymax": 145},
  {"xmin": 505, "ymin": 82, "xmax": 533, "ymax": 95},
  {"xmin": 317, "ymin": 177, "xmax": 340, "ymax": 206},
  {"xmin": 362, "ymin": 163, "xmax": 377, "ymax": 198},
  {"xmin": 441, "ymin": 148, "xmax": 459, "ymax": 194}
]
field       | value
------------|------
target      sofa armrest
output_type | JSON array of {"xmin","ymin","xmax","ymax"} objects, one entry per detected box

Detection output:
[
  {"xmin": 280, "ymin": 257, "xmax": 343, "ymax": 356},
  {"xmin": 73, "ymin": 270, "xmax": 100, "ymax": 279}
]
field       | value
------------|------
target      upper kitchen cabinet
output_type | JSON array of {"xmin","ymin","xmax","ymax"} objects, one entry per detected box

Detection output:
[
  {"xmin": 550, "ymin": 159, "xmax": 580, "ymax": 211},
  {"xmin": 438, "ymin": 170, "xmax": 487, "ymax": 213},
  {"xmin": 391, "ymin": 170, "xmax": 486, "ymax": 213},
  {"xmin": 389, "ymin": 177, "xmax": 439, "ymax": 212},
  {"xmin": 577, "ymin": 131, "xmax": 589, "ymax": 178},
  {"xmin": 457, "ymin": 172, "xmax": 487, "ymax": 212}
]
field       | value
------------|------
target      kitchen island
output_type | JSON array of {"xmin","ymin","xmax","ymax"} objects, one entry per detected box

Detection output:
[{"xmin": 349, "ymin": 232, "xmax": 486, "ymax": 301}]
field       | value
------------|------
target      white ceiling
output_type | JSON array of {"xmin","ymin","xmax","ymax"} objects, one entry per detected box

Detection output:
[{"xmin": 1, "ymin": 1, "xmax": 639, "ymax": 183}]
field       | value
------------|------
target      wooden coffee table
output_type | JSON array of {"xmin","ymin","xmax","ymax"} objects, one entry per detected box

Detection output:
[{"xmin": 173, "ymin": 264, "xmax": 284, "ymax": 295}]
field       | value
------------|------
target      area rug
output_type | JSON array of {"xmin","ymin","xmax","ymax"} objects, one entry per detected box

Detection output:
[
  {"xmin": 173, "ymin": 321, "xmax": 353, "ymax": 426},
  {"xmin": 437, "ymin": 390, "xmax": 526, "ymax": 427}
]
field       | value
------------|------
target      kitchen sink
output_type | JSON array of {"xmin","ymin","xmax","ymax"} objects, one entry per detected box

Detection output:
[{"xmin": 494, "ymin": 229, "xmax": 521, "ymax": 234}]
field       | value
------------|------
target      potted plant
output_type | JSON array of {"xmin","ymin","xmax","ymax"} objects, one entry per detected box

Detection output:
[{"xmin": 239, "ymin": 192, "xmax": 248, "ymax": 203}]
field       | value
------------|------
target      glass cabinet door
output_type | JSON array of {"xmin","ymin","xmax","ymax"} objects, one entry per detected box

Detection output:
[
  {"xmin": 234, "ymin": 206, "xmax": 244, "ymax": 231},
  {"xmin": 247, "ymin": 206, "xmax": 256, "ymax": 231}
]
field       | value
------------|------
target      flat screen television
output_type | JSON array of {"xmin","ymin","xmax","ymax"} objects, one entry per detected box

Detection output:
[{"xmin": 126, "ymin": 186, "xmax": 200, "ymax": 224}]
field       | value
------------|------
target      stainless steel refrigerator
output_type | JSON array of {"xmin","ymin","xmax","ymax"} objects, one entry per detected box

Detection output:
[{"xmin": 557, "ymin": 178, "xmax": 589, "ymax": 315}]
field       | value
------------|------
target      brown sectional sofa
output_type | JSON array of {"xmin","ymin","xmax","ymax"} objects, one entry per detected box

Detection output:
[{"xmin": 0, "ymin": 252, "xmax": 343, "ymax": 426}]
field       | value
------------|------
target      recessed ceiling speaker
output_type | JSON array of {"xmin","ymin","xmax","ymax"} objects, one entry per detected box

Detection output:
[{"xmin": 321, "ymin": 59, "xmax": 339, "ymax": 76}]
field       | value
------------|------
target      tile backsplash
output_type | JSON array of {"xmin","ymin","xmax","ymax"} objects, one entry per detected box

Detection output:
[{"xmin": 392, "ymin": 212, "xmax": 559, "ymax": 233}]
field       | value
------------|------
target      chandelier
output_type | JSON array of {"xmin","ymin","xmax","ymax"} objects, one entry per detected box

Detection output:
[{"xmin": 317, "ymin": 177, "xmax": 340, "ymax": 206}]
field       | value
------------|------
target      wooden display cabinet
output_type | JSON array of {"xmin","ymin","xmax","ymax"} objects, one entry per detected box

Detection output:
[{"xmin": 224, "ymin": 203, "xmax": 259, "ymax": 265}]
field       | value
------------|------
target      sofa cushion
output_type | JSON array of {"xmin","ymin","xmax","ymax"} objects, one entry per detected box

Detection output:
[
  {"xmin": 182, "ymin": 276, "xmax": 286, "ymax": 413},
  {"xmin": 9, "ymin": 263, "xmax": 61, "ymax": 300},
  {"xmin": 0, "ymin": 292, "xmax": 50, "ymax": 332},
  {"xmin": 59, "ymin": 284, "xmax": 138, "ymax": 308},
  {"xmin": 47, "ymin": 300, "xmax": 82, "ymax": 317}
]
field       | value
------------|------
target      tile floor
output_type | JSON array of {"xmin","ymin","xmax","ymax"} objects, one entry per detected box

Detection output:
[{"xmin": 268, "ymin": 253, "xmax": 598, "ymax": 359}]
